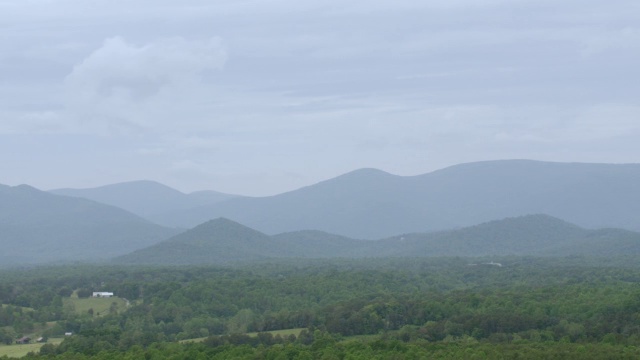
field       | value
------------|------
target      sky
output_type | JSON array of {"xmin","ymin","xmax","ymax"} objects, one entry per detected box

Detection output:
[{"xmin": 1, "ymin": 0, "xmax": 639, "ymax": 196}]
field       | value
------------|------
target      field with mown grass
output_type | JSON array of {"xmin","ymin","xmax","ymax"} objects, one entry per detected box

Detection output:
[
  {"xmin": 0, "ymin": 338, "xmax": 63, "ymax": 358},
  {"xmin": 180, "ymin": 328, "xmax": 306, "ymax": 343},
  {"xmin": 63, "ymin": 296, "xmax": 128, "ymax": 317},
  {"xmin": 1, "ymin": 304, "xmax": 34, "ymax": 312}
]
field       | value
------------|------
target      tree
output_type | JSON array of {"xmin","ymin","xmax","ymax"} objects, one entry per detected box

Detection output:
[
  {"xmin": 0, "ymin": 327, "xmax": 15, "ymax": 345},
  {"xmin": 77, "ymin": 288, "xmax": 93, "ymax": 298}
]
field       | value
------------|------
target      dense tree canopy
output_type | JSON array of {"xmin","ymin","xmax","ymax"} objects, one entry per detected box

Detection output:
[{"xmin": 1, "ymin": 257, "xmax": 640, "ymax": 358}]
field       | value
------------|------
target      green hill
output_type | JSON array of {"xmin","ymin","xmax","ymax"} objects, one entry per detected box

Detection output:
[
  {"xmin": 376, "ymin": 214, "xmax": 589, "ymax": 257},
  {"xmin": 115, "ymin": 218, "xmax": 275, "ymax": 265},
  {"xmin": 64, "ymin": 296, "xmax": 127, "ymax": 316},
  {"xmin": 114, "ymin": 214, "xmax": 640, "ymax": 265}
]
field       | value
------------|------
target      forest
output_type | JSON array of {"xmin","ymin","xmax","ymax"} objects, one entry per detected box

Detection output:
[{"xmin": 1, "ymin": 256, "xmax": 640, "ymax": 359}]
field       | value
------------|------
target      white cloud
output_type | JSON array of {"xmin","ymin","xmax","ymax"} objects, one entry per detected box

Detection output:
[{"xmin": 64, "ymin": 36, "xmax": 226, "ymax": 135}]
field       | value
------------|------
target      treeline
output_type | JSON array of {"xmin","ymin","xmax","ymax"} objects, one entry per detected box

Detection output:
[
  {"xmin": 17, "ymin": 333, "xmax": 640, "ymax": 359},
  {"xmin": 1, "ymin": 257, "xmax": 640, "ymax": 358}
]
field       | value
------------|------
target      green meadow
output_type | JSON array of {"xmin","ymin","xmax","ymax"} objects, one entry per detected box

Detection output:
[
  {"xmin": 63, "ymin": 296, "xmax": 128, "ymax": 317},
  {"xmin": 180, "ymin": 328, "xmax": 306, "ymax": 344},
  {"xmin": 0, "ymin": 338, "xmax": 63, "ymax": 358}
]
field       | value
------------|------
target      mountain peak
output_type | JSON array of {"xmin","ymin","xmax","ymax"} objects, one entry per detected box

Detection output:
[
  {"xmin": 340, "ymin": 168, "xmax": 394, "ymax": 178},
  {"xmin": 53, "ymin": 180, "xmax": 185, "ymax": 195},
  {"xmin": 476, "ymin": 214, "xmax": 582, "ymax": 229},
  {"xmin": 12, "ymin": 184, "xmax": 41, "ymax": 192},
  {"xmin": 115, "ymin": 217, "xmax": 272, "ymax": 265},
  {"xmin": 50, "ymin": 181, "xmax": 239, "ymax": 220},
  {"xmin": 196, "ymin": 217, "xmax": 252, "ymax": 230},
  {"xmin": 310, "ymin": 168, "xmax": 397, "ymax": 189},
  {"xmin": 183, "ymin": 217, "xmax": 271, "ymax": 242}
]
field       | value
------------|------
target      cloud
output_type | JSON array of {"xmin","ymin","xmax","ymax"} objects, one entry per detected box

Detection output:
[
  {"xmin": 64, "ymin": 36, "xmax": 226, "ymax": 134},
  {"xmin": 2, "ymin": 0, "xmax": 640, "ymax": 195}
]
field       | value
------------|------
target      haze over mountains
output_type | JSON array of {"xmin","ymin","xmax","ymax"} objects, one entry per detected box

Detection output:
[
  {"xmin": 51, "ymin": 180, "xmax": 239, "ymax": 226},
  {"xmin": 51, "ymin": 160, "xmax": 640, "ymax": 239},
  {"xmin": 114, "ymin": 215, "xmax": 640, "ymax": 265},
  {"xmin": 0, "ymin": 184, "xmax": 179, "ymax": 265},
  {"xmin": 3, "ymin": 159, "xmax": 640, "ymax": 265}
]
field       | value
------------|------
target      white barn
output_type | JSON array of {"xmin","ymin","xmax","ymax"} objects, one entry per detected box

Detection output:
[{"xmin": 92, "ymin": 292, "xmax": 114, "ymax": 298}]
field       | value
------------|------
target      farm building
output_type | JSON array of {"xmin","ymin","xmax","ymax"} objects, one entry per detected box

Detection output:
[
  {"xmin": 92, "ymin": 292, "xmax": 114, "ymax": 298},
  {"xmin": 16, "ymin": 336, "xmax": 30, "ymax": 344}
]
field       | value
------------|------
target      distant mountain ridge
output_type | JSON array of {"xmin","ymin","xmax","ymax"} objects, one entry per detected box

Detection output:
[
  {"xmin": 142, "ymin": 160, "xmax": 640, "ymax": 239},
  {"xmin": 113, "ymin": 214, "xmax": 640, "ymax": 265},
  {"xmin": 0, "ymin": 183, "xmax": 179, "ymax": 264},
  {"xmin": 42, "ymin": 160, "xmax": 640, "ymax": 240},
  {"xmin": 10, "ymin": 159, "xmax": 640, "ymax": 265},
  {"xmin": 51, "ymin": 180, "xmax": 239, "ymax": 225}
]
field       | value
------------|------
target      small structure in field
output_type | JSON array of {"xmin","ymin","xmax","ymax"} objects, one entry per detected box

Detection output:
[
  {"xmin": 36, "ymin": 337, "xmax": 46, "ymax": 343},
  {"xmin": 16, "ymin": 336, "xmax": 31, "ymax": 344},
  {"xmin": 92, "ymin": 292, "xmax": 114, "ymax": 298},
  {"xmin": 64, "ymin": 332, "xmax": 73, "ymax": 336}
]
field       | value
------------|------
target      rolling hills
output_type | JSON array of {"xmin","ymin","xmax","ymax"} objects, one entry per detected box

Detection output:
[
  {"xmin": 5, "ymin": 159, "xmax": 636, "ymax": 266},
  {"xmin": 48, "ymin": 161, "xmax": 640, "ymax": 240},
  {"xmin": 371, "ymin": 214, "xmax": 589, "ymax": 257},
  {"xmin": 113, "ymin": 214, "xmax": 640, "ymax": 265},
  {"xmin": 120, "ymin": 160, "xmax": 640, "ymax": 239},
  {"xmin": 0, "ymin": 183, "xmax": 179, "ymax": 264}
]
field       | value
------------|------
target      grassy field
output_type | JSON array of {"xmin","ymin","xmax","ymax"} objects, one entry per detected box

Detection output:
[
  {"xmin": 180, "ymin": 328, "xmax": 306, "ymax": 343},
  {"xmin": 63, "ymin": 296, "xmax": 127, "ymax": 317},
  {"xmin": 340, "ymin": 334, "xmax": 380, "ymax": 343},
  {"xmin": 0, "ymin": 338, "xmax": 63, "ymax": 358},
  {"xmin": 1, "ymin": 304, "xmax": 35, "ymax": 312},
  {"xmin": 245, "ymin": 328, "xmax": 305, "ymax": 337}
]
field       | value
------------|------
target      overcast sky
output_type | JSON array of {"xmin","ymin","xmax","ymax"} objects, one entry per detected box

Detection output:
[{"xmin": 1, "ymin": 0, "xmax": 639, "ymax": 196}]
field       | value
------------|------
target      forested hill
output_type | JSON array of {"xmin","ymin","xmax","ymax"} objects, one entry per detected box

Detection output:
[
  {"xmin": 0, "ymin": 184, "xmax": 179, "ymax": 264},
  {"xmin": 115, "ymin": 218, "xmax": 277, "ymax": 265},
  {"xmin": 141, "ymin": 160, "xmax": 640, "ymax": 239},
  {"xmin": 372, "ymin": 214, "xmax": 589, "ymax": 257},
  {"xmin": 113, "ymin": 214, "xmax": 640, "ymax": 265}
]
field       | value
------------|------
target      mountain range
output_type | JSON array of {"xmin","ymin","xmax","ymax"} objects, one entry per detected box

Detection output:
[
  {"xmin": 51, "ymin": 180, "xmax": 238, "ymax": 226},
  {"xmin": 52, "ymin": 160, "xmax": 640, "ymax": 239},
  {"xmin": 0, "ymin": 184, "xmax": 179, "ymax": 264},
  {"xmin": 3, "ymin": 159, "xmax": 640, "ymax": 265},
  {"xmin": 114, "ymin": 214, "xmax": 640, "ymax": 265}
]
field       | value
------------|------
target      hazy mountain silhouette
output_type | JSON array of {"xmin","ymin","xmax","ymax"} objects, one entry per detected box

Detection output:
[
  {"xmin": 144, "ymin": 160, "xmax": 640, "ymax": 239},
  {"xmin": 114, "ymin": 215, "xmax": 640, "ymax": 265},
  {"xmin": 51, "ymin": 180, "xmax": 239, "ymax": 225},
  {"xmin": 0, "ymin": 183, "xmax": 179, "ymax": 264}
]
